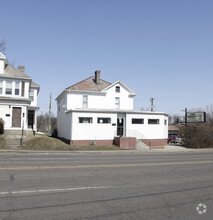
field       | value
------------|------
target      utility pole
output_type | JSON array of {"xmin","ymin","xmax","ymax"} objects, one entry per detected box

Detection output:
[
  {"xmin": 48, "ymin": 93, "xmax": 52, "ymax": 133},
  {"xmin": 181, "ymin": 107, "xmax": 188, "ymax": 126},
  {"xmin": 150, "ymin": 98, "xmax": 154, "ymax": 112},
  {"xmin": 185, "ymin": 107, "xmax": 187, "ymax": 126}
]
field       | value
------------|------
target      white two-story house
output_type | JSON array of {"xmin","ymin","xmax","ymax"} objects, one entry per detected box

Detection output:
[
  {"xmin": 0, "ymin": 52, "xmax": 40, "ymax": 134},
  {"xmin": 56, "ymin": 70, "xmax": 168, "ymax": 147}
]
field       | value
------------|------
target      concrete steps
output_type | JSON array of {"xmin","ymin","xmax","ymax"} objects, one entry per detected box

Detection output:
[
  {"xmin": 6, "ymin": 138, "xmax": 22, "ymax": 149},
  {"xmin": 136, "ymin": 139, "xmax": 150, "ymax": 150},
  {"xmin": 4, "ymin": 130, "xmax": 26, "ymax": 149}
]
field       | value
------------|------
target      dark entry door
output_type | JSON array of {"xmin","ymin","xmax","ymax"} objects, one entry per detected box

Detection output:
[
  {"xmin": 117, "ymin": 118, "xmax": 124, "ymax": 137},
  {"xmin": 28, "ymin": 111, "xmax": 34, "ymax": 129},
  {"xmin": 12, "ymin": 107, "xmax": 21, "ymax": 127}
]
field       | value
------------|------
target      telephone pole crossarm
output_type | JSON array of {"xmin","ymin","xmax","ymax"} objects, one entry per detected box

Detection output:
[{"xmin": 150, "ymin": 98, "xmax": 154, "ymax": 112}]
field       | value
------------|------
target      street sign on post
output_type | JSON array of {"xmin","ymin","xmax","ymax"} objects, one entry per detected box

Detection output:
[{"xmin": 186, "ymin": 112, "xmax": 206, "ymax": 123}]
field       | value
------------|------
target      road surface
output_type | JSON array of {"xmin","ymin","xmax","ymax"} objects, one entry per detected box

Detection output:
[{"xmin": 0, "ymin": 151, "xmax": 212, "ymax": 219}]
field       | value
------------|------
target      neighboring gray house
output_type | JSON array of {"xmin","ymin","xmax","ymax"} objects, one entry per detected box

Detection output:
[{"xmin": 0, "ymin": 52, "xmax": 40, "ymax": 135}]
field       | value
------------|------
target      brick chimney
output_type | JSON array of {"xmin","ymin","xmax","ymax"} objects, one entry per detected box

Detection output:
[
  {"xmin": 95, "ymin": 70, "xmax": 101, "ymax": 84},
  {"xmin": 18, "ymin": 65, "xmax": 25, "ymax": 73}
]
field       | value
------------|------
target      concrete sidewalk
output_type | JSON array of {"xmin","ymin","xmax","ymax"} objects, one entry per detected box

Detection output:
[{"xmin": 0, "ymin": 145, "xmax": 213, "ymax": 154}]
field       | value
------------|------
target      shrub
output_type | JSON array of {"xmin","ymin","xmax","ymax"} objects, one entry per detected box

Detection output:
[
  {"xmin": 0, "ymin": 118, "xmax": 4, "ymax": 134},
  {"xmin": 52, "ymin": 128, "xmax": 58, "ymax": 138},
  {"xmin": 180, "ymin": 125, "xmax": 213, "ymax": 148}
]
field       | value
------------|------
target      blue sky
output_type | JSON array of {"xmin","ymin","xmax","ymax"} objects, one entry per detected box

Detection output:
[{"xmin": 1, "ymin": 0, "xmax": 213, "ymax": 116}]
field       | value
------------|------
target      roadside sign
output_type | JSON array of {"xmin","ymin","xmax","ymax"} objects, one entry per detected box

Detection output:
[{"xmin": 186, "ymin": 112, "xmax": 206, "ymax": 123}]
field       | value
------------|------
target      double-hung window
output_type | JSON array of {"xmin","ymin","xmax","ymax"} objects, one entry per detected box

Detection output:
[
  {"xmin": 116, "ymin": 86, "xmax": 120, "ymax": 93},
  {"xmin": 115, "ymin": 97, "xmax": 120, "ymax": 109},
  {"xmin": 15, "ymin": 82, "xmax": 20, "ymax": 95},
  {"xmin": 29, "ymin": 89, "xmax": 34, "ymax": 101},
  {"xmin": 83, "ymin": 95, "xmax": 88, "ymax": 108},
  {"xmin": 6, "ymin": 81, "xmax": 12, "ymax": 95}
]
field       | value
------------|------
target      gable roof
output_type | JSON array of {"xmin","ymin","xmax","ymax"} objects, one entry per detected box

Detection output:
[
  {"xmin": 102, "ymin": 80, "xmax": 136, "ymax": 95},
  {"xmin": 66, "ymin": 76, "xmax": 111, "ymax": 92},
  {"xmin": 1, "ymin": 65, "xmax": 32, "ymax": 80},
  {"xmin": 0, "ymin": 52, "xmax": 6, "ymax": 60},
  {"xmin": 31, "ymin": 81, "xmax": 40, "ymax": 88},
  {"xmin": 31, "ymin": 81, "xmax": 40, "ymax": 93}
]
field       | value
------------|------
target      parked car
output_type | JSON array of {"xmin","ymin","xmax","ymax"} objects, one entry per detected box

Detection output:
[
  {"xmin": 167, "ymin": 135, "xmax": 177, "ymax": 143},
  {"xmin": 170, "ymin": 136, "xmax": 183, "ymax": 145}
]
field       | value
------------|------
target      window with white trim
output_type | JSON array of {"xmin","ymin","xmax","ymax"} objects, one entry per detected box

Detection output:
[
  {"xmin": 115, "ymin": 97, "xmax": 120, "ymax": 109},
  {"xmin": 132, "ymin": 118, "xmax": 144, "ymax": 124},
  {"xmin": 15, "ymin": 82, "xmax": 20, "ymax": 95},
  {"xmin": 29, "ymin": 89, "xmax": 34, "ymax": 101},
  {"xmin": 82, "ymin": 95, "xmax": 88, "ymax": 108},
  {"xmin": 97, "ymin": 118, "xmax": 111, "ymax": 124},
  {"xmin": 116, "ymin": 86, "xmax": 120, "ymax": 93},
  {"xmin": 148, "ymin": 119, "xmax": 159, "ymax": 124},
  {"xmin": 6, "ymin": 81, "xmax": 12, "ymax": 95},
  {"xmin": 79, "ymin": 117, "xmax": 93, "ymax": 123}
]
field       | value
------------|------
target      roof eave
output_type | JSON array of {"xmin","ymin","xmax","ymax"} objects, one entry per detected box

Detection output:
[
  {"xmin": 0, "ymin": 74, "xmax": 32, "ymax": 81},
  {"xmin": 65, "ymin": 108, "xmax": 168, "ymax": 116},
  {"xmin": 67, "ymin": 90, "xmax": 106, "ymax": 94},
  {"xmin": 55, "ymin": 89, "xmax": 68, "ymax": 101},
  {"xmin": 101, "ymin": 80, "xmax": 136, "ymax": 95}
]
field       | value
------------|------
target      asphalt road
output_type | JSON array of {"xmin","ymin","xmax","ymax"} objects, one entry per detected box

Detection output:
[{"xmin": 0, "ymin": 151, "xmax": 213, "ymax": 220}]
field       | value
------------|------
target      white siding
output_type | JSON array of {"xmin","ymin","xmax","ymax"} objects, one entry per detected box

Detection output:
[
  {"xmin": 57, "ymin": 98, "xmax": 72, "ymax": 140},
  {"xmin": 66, "ymin": 83, "xmax": 134, "ymax": 110},
  {"xmin": 0, "ymin": 79, "xmax": 31, "ymax": 99},
  {"xmin": 71, "ymin": 112, "xmax": 117, "ymax": 140},
  {"xmin": 104, "ymin": 84, "xmax": 134, "ymax": 110},
  {"xmin": 126, "ymin": 114, "xmax": 168, "ymax": 139},
  {"xmin": 56, "ymin": 80, "xmax": 168, "ymax": 143},
  {"xmin": 0, "ymin": 105, "xmax": 11, "ymax": 129},
  {"xmin": 25, "ymin": 82, "xmax": 30, "ymax": 98},
  {"xmin": 0, "ymin": 104, "xmax": 27, "ymax": 129},
  {"xmin": 0, "ymin": 59, "xmax": 5, "ymax": 74},
  {"xmin": 29, "ymin": 89, "xmax": 38, "ymax": 107},
  {"xmin": 67, "ymin": 93, "xmax": 82, "ymax": 109},
  {"xmin": 57, "ymin": 110, "xmax": 168, "ymax": 141}
]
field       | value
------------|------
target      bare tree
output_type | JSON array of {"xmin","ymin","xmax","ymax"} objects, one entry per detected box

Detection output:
[
  {"xmin": 168, "ymin": 114, "xmax": 184, "ymax": 125},
  {"xmin": 37, "ymin": 112, "xmax": 57, "ymax": 133},
  {"xmin": 0, "ymin": 40, "xmax": 6, "ymax": 53},
  {"xmin": 140, "ymin": 107, "xmax": 150, "ymax": 111}
]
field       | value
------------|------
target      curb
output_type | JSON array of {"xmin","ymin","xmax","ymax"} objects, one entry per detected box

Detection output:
[{"xmin": 0, "ymin": 148, "xmax": 213, "ymax": 154}]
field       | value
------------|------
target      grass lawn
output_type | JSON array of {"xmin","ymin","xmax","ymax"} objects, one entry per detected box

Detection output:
[
  {"xmin": 0, "ymin": 135, "xmax": 6, "ymax": 149},
  {"xmin": 22, "ymin": 135, "xmax": 120, "ymax": 151}
]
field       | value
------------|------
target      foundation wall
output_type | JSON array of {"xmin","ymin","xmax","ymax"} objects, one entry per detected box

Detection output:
[
  {"xmin": 141, "ymin": 139, "xmax": 167, "ymax": 149},
  {"xmin": 71, "ymin": 140, "xmax": 114, "ymax": 146},
  {"xmin": 114, "ymin": 137, "xmax": 136, "ymax": 150}
]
